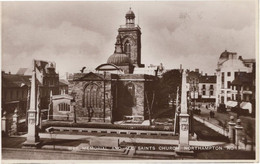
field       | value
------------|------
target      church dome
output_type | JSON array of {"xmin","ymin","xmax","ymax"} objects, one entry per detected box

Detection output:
[
  {"xmin": 125, "ymin": 8, "xmax": 135, "ymax": 19},
  {"xmin": 107, "ymin": 53, "xmax": 131, "ymax": 66}
]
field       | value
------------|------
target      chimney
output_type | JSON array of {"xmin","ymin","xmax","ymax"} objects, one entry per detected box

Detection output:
[
  {"xmin": 195, "ymin": 69, "xmax": 199, "ymax": 73},
  {"xmin": 205, "ymin": 73, "xmax": 207, "ymax": 76}
]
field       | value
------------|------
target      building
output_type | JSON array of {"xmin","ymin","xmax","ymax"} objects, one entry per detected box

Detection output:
[
  {"xmin": 2, "ymin": 72, "xmax": 31, "ymax": 117},
  {"xmin": 53, "ymin": 8, "xmax": 158, "ymax": 123},
  {"xmin": 1, "ymin": 63, "xmax": 69, "ymax": 118},
  {"xmin": 228, "ymin": 72, "xmax": 255, "ymax": 114},
  {"xmin": 198, "ymin": 74, "xmax": 216, "ymax": 102},
  {"xmin": 34, "ymin": 61, "xmax": 60, "ymax": 110},
  {"xmin": 59, "ymin": 79, "xmax": 69, "ymax": 95},
  {"xmin": 186, "ymin": 69, "xmax": 216, "ymax": 103},
  {"xmin": 186, "ymin": 69, "xmax": 200, "ymax": 100},
  {"xmin": 215, "ymin": 50, "xmax": 255, "ymax": 110},
  {"xmin": 50, "ymin": 94, "xmax": 74, "ymax": 121}
]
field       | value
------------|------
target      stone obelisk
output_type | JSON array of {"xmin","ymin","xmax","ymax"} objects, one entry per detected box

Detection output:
[
  {"xmin": 23, "ymin": 69, "xmax": 40, "ymax": 148},
  {"xmin": 178, "ymin": 70, "xmax": 190, "ymax": 151}
]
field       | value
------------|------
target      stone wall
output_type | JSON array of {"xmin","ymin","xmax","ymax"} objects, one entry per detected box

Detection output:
[
  {"xmin": 112, "ymin": 74, "xmax": 157, "ymax": 121},
  {"xmin": 69, "ymin": 80, "xmax": 112, "ymax": 123},
  {"xmin": 67, "ymin": 73, "xmax": 157, "ymax": 123}
]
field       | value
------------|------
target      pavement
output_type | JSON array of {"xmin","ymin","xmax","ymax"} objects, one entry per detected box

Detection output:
[
  {"xmin": 195, "ymin": 103, "xmax": 255, "ymax": 129},
  {"xmin": 20, "ymin": 133, "xmax": 225, "ymax": 147}
]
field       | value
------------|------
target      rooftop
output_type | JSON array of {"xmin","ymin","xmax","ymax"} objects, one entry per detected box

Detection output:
[{"xmin": 2, "ymin": 74, "xmax": 31, "ymax": 88}]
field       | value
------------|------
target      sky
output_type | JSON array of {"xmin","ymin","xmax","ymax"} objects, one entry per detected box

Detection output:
[{"xmin": 1, "ymin": 1, "xmax": 257, "ymax": 77}]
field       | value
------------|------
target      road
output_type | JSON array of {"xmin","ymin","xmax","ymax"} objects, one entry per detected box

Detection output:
[{"xmin": 194, "ymin": 103, "xmax": 255, "ymax": 140}]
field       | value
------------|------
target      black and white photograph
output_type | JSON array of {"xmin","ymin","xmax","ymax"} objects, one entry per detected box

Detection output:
[{"xmin": 1, "ymin": 1, "xmax": 258, "ymax": 162}]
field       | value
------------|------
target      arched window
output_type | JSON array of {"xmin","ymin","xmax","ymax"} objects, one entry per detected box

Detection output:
[
  {"xmin": 124, "ymin": 40, "xmax": 131, "ymax": 57},
  {"xmin": 84, "ymin": 83, "xmax": 102, "ymax": 109}
]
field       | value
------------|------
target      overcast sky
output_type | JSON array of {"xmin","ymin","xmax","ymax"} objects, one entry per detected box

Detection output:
[{"xmin": 1, "ymin": 1, "xmax": 256, "ymax": 76}]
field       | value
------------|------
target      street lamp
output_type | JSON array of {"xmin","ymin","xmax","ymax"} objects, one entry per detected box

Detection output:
[
  {"xmin": 236, "ymin": 85, "xmax": 241, "ymax": 119},
  {"xmin": 103, "ymin": 71, "xmax": 106, "ymax": 123},
  {"xmin": 190, "ymin": 78, "xmax": 197, "ymax": 136}
]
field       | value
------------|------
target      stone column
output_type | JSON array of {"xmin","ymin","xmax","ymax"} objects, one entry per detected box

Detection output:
[
  {"xmin": 2, "ymin": 111, "xmax": 7, "ymax": 134},
  {"xmin": 179, "ymin": 114, "xmax": 190, "ymax": 150},
  {"xmin": 228, "ymin": 116, "xmax": 236, "ymax": 143},
  {"xmin": 11, "ymin": 108, "xmax": 19, "ymax": 135},
  {"xmin": 235, "ymin": 119, "xmax": 243, "ymax": 149},
  {"xmin": 23, "ymin": 69, "xmax": 40, "ymax": 148},
  {"xmin": 178, "ymin": 70, "xmax": 190, "ymax": 151}
]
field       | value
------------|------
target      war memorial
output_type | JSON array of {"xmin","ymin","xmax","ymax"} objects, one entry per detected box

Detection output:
[{"xmin": 1, "ymin": 2, "xmax": 257, "ymax": 162}]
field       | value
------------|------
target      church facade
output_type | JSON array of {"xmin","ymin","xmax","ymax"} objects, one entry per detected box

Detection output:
[{"xmin": 53, "ymin": 8, "xmax": 158, "ymax": 123}]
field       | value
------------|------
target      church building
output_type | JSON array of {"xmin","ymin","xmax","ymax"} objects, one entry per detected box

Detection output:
[{"xmin": 52, "ymin": 8, "xmax": 158, "ymax": 123}]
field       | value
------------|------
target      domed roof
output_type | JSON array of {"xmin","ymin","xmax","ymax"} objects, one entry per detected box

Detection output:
[
  {"xmin": 219, "ymin": 50, "xmax": 229, "ymax": 60},
  {"xmin": 218, "ymin": 50, "xmax": 234, "ymax": 67},
  {"xmin": 125, "ymin": 8, "xmax": 135, "ymax": 19},
  {"xmin": 107, "ymin": 53, "xmax": 131, "ymax": 66}
]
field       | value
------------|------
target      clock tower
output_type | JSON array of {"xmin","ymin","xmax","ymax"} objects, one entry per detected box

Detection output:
[{"xmin": 118, "ymin": 8, "xmax": 144, "ymax": 68}]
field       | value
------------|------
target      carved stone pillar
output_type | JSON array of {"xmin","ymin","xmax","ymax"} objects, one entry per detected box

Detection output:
[
  {"xmin": 23, "ymin": 69, "xmax": 40, "ymax": 148},
  {"xmin": 177, "ymin": 70, "xmax": 191, "ymax": 152},
  {"xmin": 235, "ymin": 119, "xmax": 243, "ymax": 149},
  {"xmin": 228, "ymin": 116, "xmax": 236, "ymax": 143},
  {"xmin": 2, "ymin": 111, "xmax": 7, "ymax": 134}
]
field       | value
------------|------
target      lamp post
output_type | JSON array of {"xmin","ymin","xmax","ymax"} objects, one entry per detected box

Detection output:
[
  {"xmin": 236, "ymin": 85, "xmax": 241, "ymax": 119},
  {"xmin": 103, "ymin": 71, "xmax": 106, "ymax": 123},
  {"xmin": 190, "ymin": 78, "xmax": 197, "ymax": 136}
]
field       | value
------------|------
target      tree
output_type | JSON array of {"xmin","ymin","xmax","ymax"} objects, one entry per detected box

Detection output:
[
  {"xmin": 145, "ymin": 91, "xmax": 155, "ymax": 125},
  {"xmin": 155, "ymin": 69, "xmax": 182, "ymax": 111}
]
